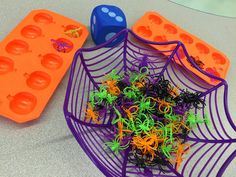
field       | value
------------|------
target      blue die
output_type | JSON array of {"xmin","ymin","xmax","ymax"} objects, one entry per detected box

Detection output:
[{"xmin": 90, "ymin": 5, "xmax": 127, "ymax": 47}]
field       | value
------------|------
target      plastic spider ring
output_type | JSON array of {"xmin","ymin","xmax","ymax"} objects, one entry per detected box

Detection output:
[
  {"xmin": 139, "ymin": 66, "xmax": 149, "ymax": 75},
  {"xmin": 158, "ymin": 104, "xmax": 171, "ymax": 114},
  {"xmin": 108, "ymin": 86, "xmax": 121, "ymax": 95},
  {"xmin": 128, "ymin": 105, "xmax": 139, "ymax": 114}
]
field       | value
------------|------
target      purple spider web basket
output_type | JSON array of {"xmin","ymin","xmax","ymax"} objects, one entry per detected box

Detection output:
[{"xmin": 63, "ymin": 29, "xmax": 236, "ymax": 177}]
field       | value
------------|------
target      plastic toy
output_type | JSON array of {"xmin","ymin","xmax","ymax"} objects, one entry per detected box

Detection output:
[
  {"xmin": 64, "ymin": 29, "xmax": 235, "ymax": 177},
  {"xmin": 0, "ymin": 9, "xmax": 88, "ymax": 123},
  {"xmin": 132, "ymin": 12, "xmax": 230, "ymax": 85},
  {"xmin": 90, "ymin": 5, "xmax": 127, "ymax": 47}
]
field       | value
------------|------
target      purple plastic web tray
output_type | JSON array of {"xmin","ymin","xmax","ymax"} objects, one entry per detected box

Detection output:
[{"xmin": 63, "ymin": 29, "xmax": 236, "ymax": 177}]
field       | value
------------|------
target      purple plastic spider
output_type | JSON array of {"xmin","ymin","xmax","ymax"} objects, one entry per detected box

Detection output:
[{"xmin": 51, "ymin": 39, "xmax": 72, "ymax": 52}]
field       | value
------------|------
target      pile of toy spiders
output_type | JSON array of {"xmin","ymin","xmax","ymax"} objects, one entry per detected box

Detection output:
[{"xmin": 85, "ymin": 67, "xmax": 209, "ymax": 172}]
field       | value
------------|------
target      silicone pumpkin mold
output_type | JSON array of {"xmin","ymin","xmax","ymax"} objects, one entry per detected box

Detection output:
[
  {"xmin": 132, "ymin": 12, "xmax": 230, "ymax": 85},
  {"xmin": 0, "ymin": 9, "xmax": 88, "ymax": 123}
]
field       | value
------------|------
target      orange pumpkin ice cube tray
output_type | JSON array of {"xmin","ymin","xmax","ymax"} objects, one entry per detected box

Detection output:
[
  {"xmin": 132, "ymin": 12, "xmax": 230, "ymax": 85},
  {"xmin": 0, "ymin": 9, "xmax": 88, "ymax": 123}
]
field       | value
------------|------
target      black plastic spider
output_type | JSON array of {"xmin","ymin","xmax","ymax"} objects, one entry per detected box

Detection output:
[
  {"xmin": 116, "ymin": 80, "xmax": 129, "ymax": 91},
  {"xmin": 128, "ymin": 150, "xmax": 172, "ymax": 174},
  {"xmin": 146, "ymin": 76, "xmax": 171, "ymax": 99},
  {"xmin": 128, "ymin": 150, "xmax": 147, "ymax": 168},
  {"xmin": 174, "ymin": 90, "xmax": 205, "ymax": 109},
  {"xmin": 93, "ymin": 104, "xmax": 105, "ymax": 111},
  {"xmin": 179, "ymin": 127, "xmax": 190, "ymax": 143},
  {"xmin": 146, "ymin": 155, "xmax": 172, "ymax": 173}
]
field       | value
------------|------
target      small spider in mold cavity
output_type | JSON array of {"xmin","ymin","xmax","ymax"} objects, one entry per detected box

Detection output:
[
  {"xmin": 51, "ymin": 39, "xmax": 72, "ymax": 53},
  {"xmin": 189, "ymin": 56, "xmax": 205, "ymax": 69},
  {"xmin": 64, "ymin": 27, "xmax": 82, "ymax": 38}
]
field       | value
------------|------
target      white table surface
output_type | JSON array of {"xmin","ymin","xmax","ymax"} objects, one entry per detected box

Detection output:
[{"xmin": 0, "ymin": 0, "xmax": 235, "ymax": 177}]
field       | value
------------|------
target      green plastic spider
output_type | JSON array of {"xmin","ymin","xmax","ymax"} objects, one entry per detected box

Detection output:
[
  {"xmin": 156, "ymin": 121, "xmax": 165, "ymax": 129},
  {"xmin": 95, "ymin": 87, "xmax": 108, "ymax": 103},
  {"xmin": 186, "ymin": 112, "xmax": 209, "ymax": 128},
  {"xmin": 135, "ymin": 96, "xmax": 156, "ymax": 114},
  {"xmin": 160, "ymin": 139, "xmax": 177, "ymax": 158},
  {"xmin": 106, "ymin": 93, "xmax": 118, "ymax": 105},
  {"xmin": 123, "ymin": 87, "xmax": 138, "ymax": 99},
  {"xmin": 164, "ymin": 107, "xmax": 181, "ymax": 121},
  {"xmin": 112, "ymin": 106, "xmax": 128, "ymax": 125},
  {"xmin": 156, "ymin": 121, "xmax": 174, "ymax": 141},
  {"xmin": 105, "ymin": 137, "xmax": 130, "ymax": 154},
  {"xmin": 131, "ymin": 85, "xmax": 142, "ymax": 95},
  {"xmin": 129, "ymin": 67, "xmax": 149, "ymax": 83},
  {"xmin": 90, "ymin": 87, "xmax": 117, "ymax": 106},
  {"xmin": 64, "ymin": 27, "xmax": 81, "ymax": 37},
  {"xmin": 126, "ymin": 119, "xmax": 136, "ymax": 132},
  {"xmin": 134, "ymin": 113, "xmax": 155, "ymax": 135},
  {"xmin": 106, "ymin": 69, "xmax": 122, "ymax": 81},
  {"xmin": 162, "ymin": 123, "xmax": 174, "ymax": 141},
  {"xmin": 129, "ymin": 71, "xmax": 141, "ymax": 83},
  {"xmin": 89, "ymin": 92, "xmax": 96, "ymax": 108}
]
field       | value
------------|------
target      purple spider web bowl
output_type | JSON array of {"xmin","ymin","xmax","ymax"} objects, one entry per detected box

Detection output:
[{"xmin": 63, "ymin": 29, "xmax": 236, "ymax": 177}]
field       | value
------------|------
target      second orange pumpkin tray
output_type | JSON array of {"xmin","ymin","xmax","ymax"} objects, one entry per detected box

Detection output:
[{"xmin": 132, "ymin": 12, "xmax": 230, "ymax": 85}]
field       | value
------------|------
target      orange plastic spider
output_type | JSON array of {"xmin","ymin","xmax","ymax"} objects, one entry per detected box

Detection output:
[
  {"xmin": 169, "ymin": 86, "xmax": 180, "ymax": 98},
  {"xmin": 172, "ymin": 141, "xmax": 190, "ymax": 171},
  {"xmin": 172, "ymin": 118, "xmax": 191, "ymax": 134},
  {"xmin": 108, "ymin": 85, "xmax": 120, "ymax": 95},
  {"xmin": 145, "ymin": 129, "xmax": 165, "ymax": 146},
  {"xmin": 122, "ymin": 105, "xmax": 139, "ymax": 119},
  {"xmin": 132, "ymin": 75, "xmax": 146, "ymax": 88},
  {"xmin": 84, "ymin": 103, "xmax": 100, "ymax": 124},
  {"xmin": 117, "ymin": 120, "xmax": 132, "ymax": 141},
  {"xmin": 133, "ymin": 81, "xmax": 145, "ymax": 88},
  {"xmin": 156, "ymin": 98, "xmax": 174, "ymax": 114},
  {"xmin": 132, "ymin": 132, "xmax": 163, "ymax": 160},
  {"xmin": 103, "ymin": 80, "xmax": 121, "ymax": 95}
]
